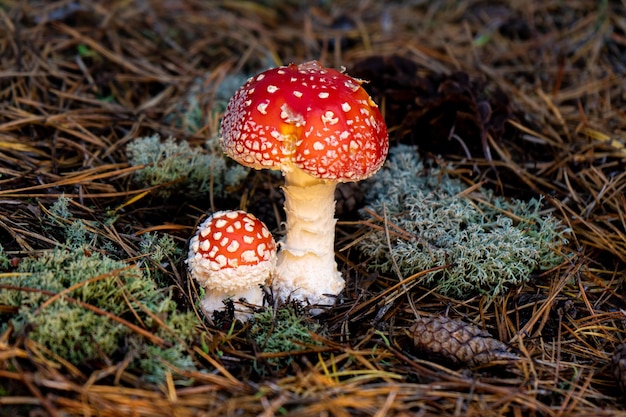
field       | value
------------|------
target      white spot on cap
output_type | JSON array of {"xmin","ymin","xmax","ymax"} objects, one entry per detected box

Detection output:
[
  {"xmin": 267, "ymin": 85, "xmax": 278, "ymax": 93},
  {"xmin": 318, "ymin": 92, "xmax": 329, "ymax": 99},
  {"xmin": 313, "ymin": 141, "xmax": 324, "ymax": 151},
  {"xmin": 215, "ymin": 219, "xmax": 227, "ymax": 228},
  {"xmin": 226, "ymin": 240, "xmax": 240, "ymax": 253},
  {"xmin": 280, "ymin": 103, "xmax": 305, "ymax": 126},
  {"xmin": 256, "ymin": 74, "xmax": 265, "ymax": 81},
  {"xmin": 321, "ymin": 111, "xmax": 338, "ymax": 125},
  {"xmin": 257, "ymin": 101, "xmax": 269, "ymax": 115},
  {"xmin": 241, "ymin": 250, "xmax": 258, "ymax": 263},
  {"xmin": 344, "ymin": 80, "xmax": 359, "ymax": 91},
  {"xmin": 215, "ymin": 254, "xmax": 228, "ymax": 267},
  {"xmin": 243, "ymin": 235, "xmax": 254, "ymax": 244},
  {"xmin": 341, "ymin": 102, "xmax": 351, "ymax": 112},
  {"xmin": 293, "ymin": 91, "xmax": 303, "ymax": 98}
]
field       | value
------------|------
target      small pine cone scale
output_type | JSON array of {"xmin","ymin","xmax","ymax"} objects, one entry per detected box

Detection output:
[{"xmin": 410, "ymin": 316, "xmax": 517, "ymax": 366}]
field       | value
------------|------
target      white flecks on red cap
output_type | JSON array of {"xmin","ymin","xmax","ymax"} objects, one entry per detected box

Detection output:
[
  {"xmin": 187, "ymin": 210, "xmax": 276, "ymax": 293},
  {"xmin": 220, "ymin": 60, "xmax": 388, "ymax": 182}
]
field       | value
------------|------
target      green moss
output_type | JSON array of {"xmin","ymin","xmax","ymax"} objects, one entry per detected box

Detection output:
[
  {"xmin": 0, "ymin": 247, "xmax": 199, "ymax": 380},
  {"xmin": 139, "ymin": 232, "xmax": 180, "ymax": 265},
  {"xmin": 0, "ymin": 244, "xmax": 9, "ymax": 270},
  {"xmin": 138, "ymin": 231, "xmax": 182, "ymax": 286},
  {"xmin": 126, "ymin": 134, "xmax": 248, "ymax": 199},
  {"xmin": 0, "ymin": 196, "xmax": 201, "ymax": 384},
  {"xmin": 358, "ymin": 145, "xmax": 569, "ymax": 298},
  {"xmin": 250, "ymin": 303, "xmax": 323, "ymax": 372},
  {"xmin": 46, "ymin": 195, "xmax": 117, "ymax": 253}
]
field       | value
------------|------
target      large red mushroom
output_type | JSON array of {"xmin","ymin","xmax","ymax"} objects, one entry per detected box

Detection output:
[{"xmin": 220, "ymin": 61, "xmax": 388, "ymax": 306}]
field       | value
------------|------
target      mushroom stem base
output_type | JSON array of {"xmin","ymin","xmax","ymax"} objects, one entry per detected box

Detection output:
[
  {"xmin": 273, "ymin": 180, "xmax": 344, "ymax": 305},
  {"xmin": 200, "ymin": 286, "xmax": 264, "ymax": 321}
]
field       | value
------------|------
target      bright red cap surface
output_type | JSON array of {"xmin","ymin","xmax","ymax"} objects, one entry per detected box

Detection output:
[
  {"xmin": 220, "ymin": 61, "xmax": 388, "ymax": 181},
  {"xmin": 187, "ymin": 210, "xmax": 276, "ymax": 292}
]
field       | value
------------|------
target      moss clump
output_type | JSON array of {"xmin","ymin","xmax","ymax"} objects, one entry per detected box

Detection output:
[
  {"xmin": 0, "ymin": 244, "xmax": 9, "ymax": 270},
  {"xmin": 250, "ymin": 303, "xmax": 323, "ymax": 372},
  {"xmin": 358, "ymin": 145, "xmax": 569, "ymax": 298},
  {"xmin": 0, "ymin": 197, "xmax": 199, "ymax": 384},
  {"xmin": 0, "ymin": 247, "xmax": 198, "ymax": 383},
  {"xmin": 46, "ymin": 195, "xmax": 120, "ymax": 255},
  {"xmin": 138, "ymin": 231, "xmax": 182, "ymax": 287},
  {"xmin": 126, "ymin": 134, "xmax": 248, "ymax": 199}
]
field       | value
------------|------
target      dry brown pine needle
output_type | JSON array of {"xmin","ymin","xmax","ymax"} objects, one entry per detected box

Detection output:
[{"xmin": 410, "ymin": 315, "xmax": 518, "ymax": 366}]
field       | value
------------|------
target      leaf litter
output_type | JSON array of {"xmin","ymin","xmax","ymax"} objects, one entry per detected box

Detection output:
[{"xmin": 0, "ymin": 0, "xmax": 625, "ymax": 415}]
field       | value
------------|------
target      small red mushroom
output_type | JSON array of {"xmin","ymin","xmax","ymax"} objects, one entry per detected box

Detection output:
[
  {"xmin": 187, "ymin": 210, "xmax": 276, "ymax": 320},
  {"xmin": 220, "ymin": 61, "xmax": 388, "ymax": 305}
]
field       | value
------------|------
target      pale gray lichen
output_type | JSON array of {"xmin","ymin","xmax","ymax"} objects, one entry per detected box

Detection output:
[
  {"xmin": 358, "ymin": 145, "xmax": 569, "ymax": 298},
  {"xmin": 46, "ymin": 194, "xmax": 119, "ymax": 255},
  {"xmin": 126, "ymin": 134, "xmax": 248, "ymax": 199}
]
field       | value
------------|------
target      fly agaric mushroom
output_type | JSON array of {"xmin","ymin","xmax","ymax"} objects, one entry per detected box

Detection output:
[
  {"xmin": 220, "ymin": 61, "xmax": 388, "ymax": 305},
  {"xmin": 187, "ymin": 210, "xmax": 276, "ymax": 320}
]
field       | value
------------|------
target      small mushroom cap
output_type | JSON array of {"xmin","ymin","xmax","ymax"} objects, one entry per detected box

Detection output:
[
  {"xmin": 187, "ymin": 210, "xmax": 276, "ymax": 293},
  {"xmin": 220, "ymin": 61, "xmax": 388, "ymax": 182}
]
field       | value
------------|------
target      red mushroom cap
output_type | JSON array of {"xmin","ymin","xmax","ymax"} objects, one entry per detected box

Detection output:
[
  {"xmin": 187, "ymin": 210, "xmax": 276, "ymax": 293},
  {"xmin": 220, "ymin": 61, "xmax": 388, "ymax": 182}
]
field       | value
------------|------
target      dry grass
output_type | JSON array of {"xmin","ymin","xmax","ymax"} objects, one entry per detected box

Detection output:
[{"xmin": 1, "ymin": 0, "xmax": 625, "ymax": 416}]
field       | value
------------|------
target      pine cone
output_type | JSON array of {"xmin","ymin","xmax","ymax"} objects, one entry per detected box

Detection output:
[
  {"xmin": 410, "ymin": 316, "xmax": 517, "ymax": 366},
  {"xmin": 613, "ymin": 343, "xmax": 626, "ymax": 392}
]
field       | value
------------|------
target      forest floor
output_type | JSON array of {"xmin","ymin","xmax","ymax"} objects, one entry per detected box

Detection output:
[{"xmin": 1, "ymin": 1, "xmax": 625, "ymax": 416}]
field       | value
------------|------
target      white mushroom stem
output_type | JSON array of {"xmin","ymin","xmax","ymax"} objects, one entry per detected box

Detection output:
[
  {"xmin": 199, "ymin": 286, "xmax": 264, "ymax": 321},
  {"xmin": 273, "ymin": 168, "xmax": 345, "ymax": 305}
]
